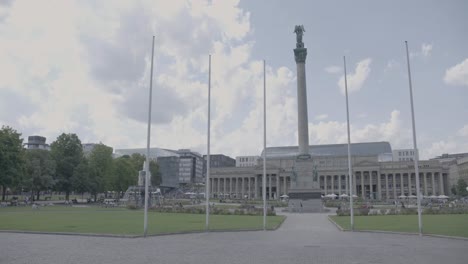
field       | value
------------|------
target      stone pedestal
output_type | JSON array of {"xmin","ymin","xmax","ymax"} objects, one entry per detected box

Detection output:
[{"xmin": 288, "ymin": 156, "xmax": 323, "ymax": 213}]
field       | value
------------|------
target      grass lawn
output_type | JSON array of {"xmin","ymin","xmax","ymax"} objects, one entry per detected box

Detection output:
[
  {"xmin": 0, "ymin": 206, "xmax": 285, "ymax": 236},
  {"xmin": 330, "ymin": 214, "xmax": 468, "ymax": 238}
]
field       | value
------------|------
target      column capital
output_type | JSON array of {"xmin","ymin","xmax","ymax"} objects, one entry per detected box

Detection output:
[{"xmin": 294, "ymin": 48, "xmax": 307, "ymax": 63}]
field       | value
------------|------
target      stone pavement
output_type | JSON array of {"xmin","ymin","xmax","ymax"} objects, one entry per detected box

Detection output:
[{"xmin": 1, "ymin": 213, "xmax": 467, "ymax": 264}]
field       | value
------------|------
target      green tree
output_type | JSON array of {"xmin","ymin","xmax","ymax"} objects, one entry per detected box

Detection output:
[
  {"xmin": 24, "ymin": 149, "xmax": 55, "ymax": 201},
  {"xmin": 71, "ymin": 158, "xmax": 91, "ymax": 200},
  {"xmin": 149, "ymin": 160, "xmax": 161, "ymax": 186},
  {"xmin": 88, "ymin": 144, "xmax": 113, "ymax": 199},
  {"xmin": 127, "ymin": 153, "xmax": 161, "ymax": 186},
  {"xmin": 0, "ymin": 126, "xmax": 25, "ymax": 201},
  {"xmin": 50, "ymin": 133, "xmax": 83, "ymax": 200},
  {"xmin": 111, "ymin": 156, "xmax": 135, "ymax": 200},
  {"xmin": 129, "ymin": 153, "xmax": 145, "ymax": 171},
  {"xmin": 456, "ymin": 178, "xmax": 468, "ymax": 197}
]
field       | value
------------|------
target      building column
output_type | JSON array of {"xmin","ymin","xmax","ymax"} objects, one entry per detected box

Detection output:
[
  {"xmin": 324, "ymin": 175, "xmax": 328, "ymax": 195},
  {"xmin": 385, "ymin": 174, "xmax": 389, "ymax": 200},
  {"xmin": 241, "ymin": 177, "xmax": 244, "ymax": 198},
  {"xmin": 217, "ymin": 178, "xmax": 220, "ymax": 196},
  {"xmin": 423, "ymin": 173, "xmax": 428, "ymax": 196},
  {"xmin": 255, "ymin": 175, "xmax": 258, "ymax": 199},
  {"xmin": 361, "ymin": 171, "xmax": 366, "ymax": 199},
  {"xmin": 408, "ymin": 173, "xmax": 412, "ymax": 195},
  {"xmin": 229, "ymin": 178, "xmax": 233, "ymax": 197},
  {"xmin": 248, "ymin": 177, "xmax": 251, "ymax": 199},
  {"xmin": 210, "ymin": 178, "xmax": 213, "ymax": 197},
  {"xmin": 400, "ymin": 173, "xmax": 404, "ymax": 195},
  {"xmin": 353, "ymin": 172, "xmax": 357, "ymax": 197},
  {"xmin": 392, "ymin": 174, "xmax": 397, "ymax": 199},
  {"xmin": 276, "ymin": 174, "xmax": 280, "ymax": 200},
  {"xmin": 345, "ymin": 175, "xmax": 351, "ymax": 194},
  {"xmin": 284, "ymin": 176, "xmax": 287, "ymax": 195},
  {"xmin": 235, "ymin": 178, "xmax": 239, "ymax": 198},
  {"xmin": 369, "ymin": 171, "xmax": 373, "ymax": 199},
  {"xmin": 223, "ymin": 178, "xmax": 226, "ymax": 197},
  {"xmin": 431, "ymin": 173, "xmax": 435, "ymax": 195},
  {"xmin": 331, "ymin": 175, "xmax": 335, "ymax": 194},
  {"xmin": 377, "ymin": 172, "xmax": 381, "ymax": 200},
  {"xmin": 439, "ymin": 172, "xmax": 444, "ymax": 195},
  {"xmin": 269, "ymin": 175, "xmax": 272, "ymax": 200},
  {"xmin": 338, "ymin": 175, "xmax": 342, "ymax": 195}
]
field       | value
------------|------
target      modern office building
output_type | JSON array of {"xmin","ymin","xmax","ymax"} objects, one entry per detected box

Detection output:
[
  {"xmin": 115, "ymin": 147, "xmax": 203, "ymax": 188},
  {"xmin": 23, "ymin": 135, "xmax": 50, "ymax": 150},
  {"xmin": 209, "ymin": 142, "xmax": 449, "ymax": 200},
  {"xmin": 203, "ymin": 154, "xmax": 236, "ymax": 177}
]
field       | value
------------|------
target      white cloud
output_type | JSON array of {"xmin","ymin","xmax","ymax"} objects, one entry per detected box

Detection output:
[
  {"xmin": 338, "ymin": 58, "xmax": 372, "ymax": 94},
  {"xmin": 421, "ymin": 43, "xmax": 433, "ymax": 57},
  {"xmin": 309, "ymin": 110, "xmax": 409, "ymax": 147},
  {"xmin": 324, "ymin": 66, "xmax": 341, "ymax": 74},
  {"xmin": 458, "ymin": 124, "xmax": 468, "ymax": 137},
  {"xmin": 444, "ymin": 58, "xmax": 468, "ymax": 87},
  {"xmin": 315, "ymin": 114, "xmax": 328, "ymax": 120},
  {"xmin": 384, "ymin": 60, "xmax": 398, "ymax": 73}
]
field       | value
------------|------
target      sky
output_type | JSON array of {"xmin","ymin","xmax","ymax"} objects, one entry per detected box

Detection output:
[{"xmin": 0, "ymin": 0, "xmax": 467, "ymax": 159}]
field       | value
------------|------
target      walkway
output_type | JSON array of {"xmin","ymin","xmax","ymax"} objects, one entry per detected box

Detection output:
[{"xmin": 0, "ymin": 213, "xmax": 466, "ymax": 264}]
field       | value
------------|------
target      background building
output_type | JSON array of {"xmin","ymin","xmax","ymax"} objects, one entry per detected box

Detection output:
[
  {"xmin": 115, "ymin": 147, "xmax": 203, "ymax": 189},
  {"xmin": 210, "ymin": 142, "xmax": 449, "ymax": 200},
  {"xmin": 203, "ymin": 154, "xmax": 236, "ymax": 177},
  {"xmin": 236, "ymin": 156, "xmax": 260, "ymax": 167},
  {"xmin": 23, "ymin": 135, "xmax": 50, "ymax": 150},
  {"xmin": 393, "ymin": 149, "xmax": 417, "ymax": 162}
]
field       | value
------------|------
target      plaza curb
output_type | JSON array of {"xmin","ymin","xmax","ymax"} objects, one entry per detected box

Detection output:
[
  {"xmin": 326, "ymin": 216, "xmax": 468, "ymax": 241},
  {"xmin": 0, "ymin": 215, "xmax": 287, "ymax": 239}
]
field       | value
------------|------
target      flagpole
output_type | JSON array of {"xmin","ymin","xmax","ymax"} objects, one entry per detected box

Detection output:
[
  {"xmin": 344, "ymin": 56, "xmax": 354, "ymax": 231},
  {"xmin": 205, "ymin": 54, "xmax": 211, "ymax": 231},
  {"xmin": 144, "ymin": 35, "xmax": 155, "ymax": 237},
  {"xmin": 405, "ymin": 41, "xmax": 423, "ymax": 236},
  {"xmin": 263, "ymin": 59, "xmax": 267, "ymax": 230}
]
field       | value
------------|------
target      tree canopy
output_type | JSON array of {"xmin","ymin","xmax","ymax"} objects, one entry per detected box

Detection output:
[
  {"xmin": 50, "ymin": 133, "xmax": 83, "ymax": 200},
  {"xmin": 0, "ymin": 126, "xmax": 24, "ymax": 200}
]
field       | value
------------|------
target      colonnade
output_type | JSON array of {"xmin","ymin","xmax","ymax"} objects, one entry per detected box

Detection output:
[{"xmin": 209, "ymin": 175, "xmax": 290, "ymax": 200}]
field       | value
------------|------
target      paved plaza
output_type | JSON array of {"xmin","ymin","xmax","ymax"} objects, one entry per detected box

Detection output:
[{"xmin": 1, "ymin": 213, "xmax": 467, "ymax": 264}]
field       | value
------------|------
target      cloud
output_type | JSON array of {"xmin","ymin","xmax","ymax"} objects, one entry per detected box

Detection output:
[
  {"xmin": 324, "ymin": 66, "xmax": 341, "ymax": 74},
  {"xmin": 421, "ymin": 43, "xmax": 433, "ymax": 57},
  {"xmin": 315, "ymin": 114, "xmax": 328, "ymax": 120},
  {"xmin": 338, "ymin": 58, "xmax": 372, "ymax": 94},
  {"xmin": 309, "ymin": 110, "xmax": 408, "ymax": 146},
  {"xmin": 444, "ymin": 58, "xmax": 468, "ymax": 87},
  {"xmin": 384, "ymin": 59, "xmax": 399, "ymax": 73},
  {"xmin": 458, "ymin": 124, "xmax": 468, "ymax": 137}
]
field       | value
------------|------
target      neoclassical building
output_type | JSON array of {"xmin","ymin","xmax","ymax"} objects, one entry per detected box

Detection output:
[{"xmin": 209, "ymin": 142, "xmax": 449, "ymax": 200}]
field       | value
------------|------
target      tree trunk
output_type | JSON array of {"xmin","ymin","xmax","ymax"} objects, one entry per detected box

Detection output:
[
  {"xmin": 1, "ymin": 185, "xmax": 6, "ymax": 201},
  {"xmin": 65, "ymin": 190, "xmax": 70, "ymax": 201},
  {"xmin": 36, "ymin": 190, "xmax": 40, "ymax": 201}
]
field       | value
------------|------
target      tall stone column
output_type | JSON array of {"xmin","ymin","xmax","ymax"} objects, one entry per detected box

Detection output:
[
  {"xmin": 294, "ymin": 27, "xmax": 309, "ymax": 155},
  {"xmin": 369, "ymin": 171, "xmax": 373, "ymax": 199},
  {"xmin": 229, "ymin": 178, "xmax": 232, "ymax": 196},
  {"xmin": 283, "ymin": 177, "xmax": 287, "ymax": 195},
  {"xmin": 392, "ymin": 174, "xmax": 397, "ymax": 199},
  {"xmin": 408, "ymin": 173, "xmax": 412, "ymax": 195}
]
